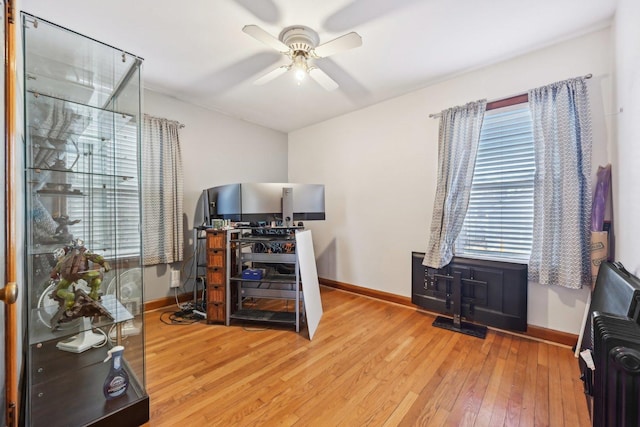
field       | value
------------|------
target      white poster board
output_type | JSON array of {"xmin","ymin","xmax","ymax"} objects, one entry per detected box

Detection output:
[{"xmin": 296, "ymin": 230, "xmax": 323, "ymax": 340}]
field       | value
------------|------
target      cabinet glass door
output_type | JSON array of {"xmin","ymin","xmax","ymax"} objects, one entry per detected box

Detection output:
[{"xmin": 23, "ymin": 13, "xmax": 147, "ymax": 427}]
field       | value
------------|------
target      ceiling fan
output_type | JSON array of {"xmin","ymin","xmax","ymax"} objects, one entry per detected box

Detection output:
[{"xmin": 242, "ymin": 24, "xmax": 362, "ymax": 90}]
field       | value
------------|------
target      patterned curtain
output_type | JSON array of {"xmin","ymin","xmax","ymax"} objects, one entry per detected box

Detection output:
[
  {"xmin": 142, "ymin": 115, "xmax": 184, "ymax": 265},
  {"xmin": 528, "ymin": 77, "xmax": 592, "ymax": 289},
  {"xmin": 423, "ymin": 100, "xmax": 487, "ymax": 268}
]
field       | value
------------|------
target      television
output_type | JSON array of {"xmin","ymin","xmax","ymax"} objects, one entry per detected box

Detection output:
[{"xmin": 206, "ymin": 183, "xmax": 325, "ymax": 224}]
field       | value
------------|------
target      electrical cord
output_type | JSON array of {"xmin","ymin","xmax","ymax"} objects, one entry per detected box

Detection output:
[
  {"xmin": 172, "ymin": 228, "xmax": 207, "ymax": 313},
  {"xmin": 160, "ymin": 310, "xmax": 202, "ymax": 325},
  {"xmin": 178, "ymin": 239, "xmax": 197, "ymax": 288},
  {"xmin": 107, "ymin": 324, "xmax": 118, "ymax": 344},
  {"xmin": 174, "ymin": 287, "xmax": 194, "ymax": 311},
  {"xmin": 91, "ymin": 327, "xmax": 109, "ymax": 348}
]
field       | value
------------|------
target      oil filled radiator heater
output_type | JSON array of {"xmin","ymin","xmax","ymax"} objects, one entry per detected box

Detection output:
[{"xmin": 579, "ymin": 262, "xmax": 640, "ymax": 427}]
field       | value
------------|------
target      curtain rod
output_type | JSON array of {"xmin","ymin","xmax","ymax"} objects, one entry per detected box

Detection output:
[
  {"xmin": 428, "ymin": 73, "xmax": 593, "ymax": 119},
  {"xmin": 144, "ymin": 113, "xmax": 185, "ymax": 128}
]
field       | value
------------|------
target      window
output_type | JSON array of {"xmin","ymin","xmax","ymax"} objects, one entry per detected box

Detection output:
[
  {"xmin": 67, "ymin": 112, "xmax": 141, "ymax": 260},
  {"xmin": 455, "ymin": 103, "xmax": 535, "ymax": 261}
]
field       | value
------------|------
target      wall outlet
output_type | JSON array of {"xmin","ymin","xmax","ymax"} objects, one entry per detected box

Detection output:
[{"xmin": 170, "ymin": 270, "xmax": 181, "ymax": 288}]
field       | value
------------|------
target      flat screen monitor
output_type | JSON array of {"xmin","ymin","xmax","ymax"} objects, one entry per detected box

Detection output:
[
  {"xmin": 206, "ymin": 183, "xmax": 325, "ymax": 223},
  {"xmin": 207, "ymin": 183, "xmax": 242, "ymax": 221}
]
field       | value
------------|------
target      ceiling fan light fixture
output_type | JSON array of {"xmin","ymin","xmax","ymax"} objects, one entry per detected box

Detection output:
[
  {"xmin": 294, "ymin": 68, "xmax": 306, "ymax": 81},
  {"xmin": 292, "ymin": 53, "xmax": 308, "ymax": 81},
  {"xmin": 244, "ymin": 24, "xmax": 362, "ymax": 91}
]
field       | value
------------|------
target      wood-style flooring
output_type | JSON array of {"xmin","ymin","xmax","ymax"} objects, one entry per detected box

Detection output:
[{"xmin": 143, "ymin": 286, "xmax": 590, "ymax": 426}]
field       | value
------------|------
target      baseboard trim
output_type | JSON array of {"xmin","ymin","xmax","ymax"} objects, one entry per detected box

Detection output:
[
  {"xmin": 524, "ymin": 325, "xmax": 578, "ymax": 347},
  {"xmin": 319, "ymin": 278, "xmax": 413, "ymax": 306},
  {"xmin": 319, "ymin": 277, "xmax": 578, "ymax": 347},
  {"xmin": 145, "ymin": 281, "xmax": 579, "ymax": 346},
  {"xmin": 144, "ymin": 293, "xmax": 193, "ymax": 312}
]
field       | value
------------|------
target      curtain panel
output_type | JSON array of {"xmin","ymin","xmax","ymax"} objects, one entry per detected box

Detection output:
[
  {"xmin": 423, "ymin": 100, "xmax": 487, "ymax": 268},
  {"xmin": 142, "ymin": 115, "xmax": 184, "ymax": 265},
  {"xmin": 528, "ymin": 77, "xmax": 592, "ymax": 289}
]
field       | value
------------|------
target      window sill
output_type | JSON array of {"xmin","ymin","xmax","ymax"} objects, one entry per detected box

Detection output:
[{"xmin": 453, "ymin": 253, "xmax": 529, "ymax": 265}]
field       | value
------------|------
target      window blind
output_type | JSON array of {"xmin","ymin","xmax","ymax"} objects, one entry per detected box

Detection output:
[
  {"xmin": 455, "ymin": 105, "xmax": 535, "ymax": 261},
  {"xmin": 67, "ymin": 110, "xmax": 141, "ymax": 260}
]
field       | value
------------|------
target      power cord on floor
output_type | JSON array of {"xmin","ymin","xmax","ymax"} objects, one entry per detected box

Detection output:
[{"xmin": 160, "ymin": 309, "xmax": 203, "ymax": 325}]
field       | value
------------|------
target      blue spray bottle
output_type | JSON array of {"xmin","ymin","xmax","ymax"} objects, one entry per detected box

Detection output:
[{"xmin": 103, "ymin": 345, "xmax": 130, "ymax": 399}]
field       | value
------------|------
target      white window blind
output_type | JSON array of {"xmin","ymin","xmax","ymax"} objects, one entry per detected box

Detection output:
[
  {"xmin": 67, "ymin": 110, "xmax": 141, "ymax": 260},
  {"xmin": 455, "ymin": 104, "xmax": 535, "ymax": 261}
]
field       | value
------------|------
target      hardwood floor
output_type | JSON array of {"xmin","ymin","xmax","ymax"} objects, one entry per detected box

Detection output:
[{"xmin": 143, "ymin": 286, "xmax": 590, "ymax": 426}]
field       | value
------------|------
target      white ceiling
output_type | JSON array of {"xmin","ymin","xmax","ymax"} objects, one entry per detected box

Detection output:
[{"xmin": 21, "ymin": 0, "xmax": 617, "ymax": 133}]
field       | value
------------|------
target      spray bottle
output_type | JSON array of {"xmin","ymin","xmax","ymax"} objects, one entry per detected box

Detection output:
[{"xmin": 103, "ymin": 345, "xmax": 130, "ymax": 399}]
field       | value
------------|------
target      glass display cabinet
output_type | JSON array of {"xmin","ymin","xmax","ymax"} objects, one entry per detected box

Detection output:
[{"xmin": 22, "ymin": 13, "xmax": 148, "ymax": 427}]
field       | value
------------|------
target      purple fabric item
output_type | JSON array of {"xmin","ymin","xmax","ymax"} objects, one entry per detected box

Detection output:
[{"xmin": 591, "ymin": 164, "xmax": 611, "ymax": 231}]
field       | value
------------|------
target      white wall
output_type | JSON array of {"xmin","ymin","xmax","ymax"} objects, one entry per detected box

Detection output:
[
  {"xmin": 613, "ymin": 0, "xmax": 640, "ymax": 277},
  {"xmin": 143, "ymin": 90, "xmax": 288, "ymax": 301},
  {"xmin": 289, "ymin": 29, "xmax": 613, "ymax": 334}
]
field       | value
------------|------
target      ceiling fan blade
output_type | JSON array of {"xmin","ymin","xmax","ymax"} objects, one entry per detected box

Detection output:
[
  {"xmin": 243, "ymin": 25, "xmax": 290, "ymax": 53},
  {"xmin": 233, "ymin": 0, "xmax": 280, "ymax": 24},
  {"xmin": 253, "ymin": 66, "xmax": 289, "ymax": 85},
  {"xmin": 317, "ymin": 57, "xmax": 372, "ymax": 103},
  {"xmin": 309, "ymin": 67, "xmax": 339, "ymax": 91},
  {"xmin": 312, "ymin": 32, "xmax": 362, "ymax": 58},
  {"xmin": 188, "ymin": 52, "xmax": 282, "ymax": 97},
  {"xmin": 323, "ymin": 0, "xmax": 422, "ymax": 32}
]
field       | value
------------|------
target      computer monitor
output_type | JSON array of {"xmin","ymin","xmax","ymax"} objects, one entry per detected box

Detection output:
[{"xmin": 206, "ymin": 183, "xmax": 325, "ymax": 224}]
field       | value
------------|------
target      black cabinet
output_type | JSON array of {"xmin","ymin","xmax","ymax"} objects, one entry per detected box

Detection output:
[{"xmin": 412, "ymin": 252, "xmax": 528, "ymax": 333}]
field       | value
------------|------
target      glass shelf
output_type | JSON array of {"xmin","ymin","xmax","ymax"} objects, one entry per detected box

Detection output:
[
  {"xmin": 26, "ymin": 92, "xmax": 138, "ymax": 182},
  {"xmin": 29, "ymin": 293, "xmax": 135, "ymax": 346},
  {"xmin": 28, "ymin": 167, "xmax": 136, "ymax": 184}
]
